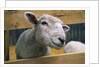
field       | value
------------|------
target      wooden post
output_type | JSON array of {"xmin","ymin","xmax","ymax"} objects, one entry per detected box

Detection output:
[{"xmin": 4, "ymin": 31, "xmax": 9, "ymax": 61}]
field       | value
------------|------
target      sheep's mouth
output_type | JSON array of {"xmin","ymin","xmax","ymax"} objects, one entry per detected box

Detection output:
[{"xmin": 51, "ymin": 39, "xmax": 62, "ymax": 47}]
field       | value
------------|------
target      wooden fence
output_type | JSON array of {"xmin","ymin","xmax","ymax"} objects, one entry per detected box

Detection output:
[
  {"xmin": 5, "ymin": 52, "xmax": 85, "ymax": 64},
  {"xmin": 4, "ymin": 10, "xmax": 85, "ymax": 64}
]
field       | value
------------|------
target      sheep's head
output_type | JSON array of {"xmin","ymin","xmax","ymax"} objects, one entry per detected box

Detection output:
[{"xmin": 24, "ymin": 12, "xmax": 70, "ymax": 49}]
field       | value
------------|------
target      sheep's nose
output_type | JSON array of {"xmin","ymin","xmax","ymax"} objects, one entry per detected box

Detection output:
[{"xmin": 58, "ymin": 37, "xmax": 65, "ymax": 45}]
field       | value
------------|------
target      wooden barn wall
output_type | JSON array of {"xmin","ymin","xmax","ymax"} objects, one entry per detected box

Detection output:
[
  {"xmin": 9, "ymin": 23, "xmax": 85, "ymax": 46},
  {"xmin": 65, "ymin": 23, "xmax": 85, "ymax": 44}
]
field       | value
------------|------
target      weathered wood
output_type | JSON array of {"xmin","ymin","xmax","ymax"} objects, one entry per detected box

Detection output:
[
  {"xmin": 4, "ymin": 10, "xmax": 85, "ymax": 30},
  {"xmin": 4, "ymin": 31, "xmax": 9, "ymax": 61},
  {"xmin": 4, "ymin": 52, "xmax": 85, "ymax": 64}
]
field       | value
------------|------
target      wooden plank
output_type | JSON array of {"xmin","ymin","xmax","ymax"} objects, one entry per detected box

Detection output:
[
  {"xmin": 4, "ymin": 31, "xmax": 9, "ymax": 61},
  {"xmin": 4, "ymin": 10, "xmax": 85, "ymax": 30},
  {"xmin": 4, "ymin": 52, "xmax": 85, "ymax": 64}
]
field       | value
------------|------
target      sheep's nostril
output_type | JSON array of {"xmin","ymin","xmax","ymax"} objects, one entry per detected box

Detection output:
[{"xmin": 58, "ymin": 37, "xmax": 65, "ymax": 45}]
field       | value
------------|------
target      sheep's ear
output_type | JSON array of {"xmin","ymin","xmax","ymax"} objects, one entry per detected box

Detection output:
[
  {"xmin": 62, "ymin": 25, "xmax": 70, "ymax": 32},
  {"xmin": 24, "ymin": 12, "xmax": 38, "ymax": 25}
]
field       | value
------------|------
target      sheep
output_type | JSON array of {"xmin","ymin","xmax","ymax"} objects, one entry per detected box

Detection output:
[
  {"xmin": 15, "ymin": 12, "xmax": 70, "ymax": 59},
  {"xmin": 64, "ymin": 41, "xmax": 85, "ymax": 53}
]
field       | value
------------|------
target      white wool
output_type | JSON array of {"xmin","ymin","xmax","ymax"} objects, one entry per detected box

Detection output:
[
  {"xmin": 15, "ymin": 12, "xmax": 70, "ymax": 59},
  {"xmin": 64, "ymin": 41, "xmax": 85, "ymax": 53}
]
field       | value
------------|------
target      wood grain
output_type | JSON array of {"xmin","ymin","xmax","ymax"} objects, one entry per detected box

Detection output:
[
  {"xmin": 5, "ymin": 52, "xmax": 85, "ymax": 64},
  {"xmin": 4, "ymin": 10, "xmax": 85, "ymax": 30},
  {"xmin": 4, "ymin": 31, "xmax": 9, "ymax": 61}
]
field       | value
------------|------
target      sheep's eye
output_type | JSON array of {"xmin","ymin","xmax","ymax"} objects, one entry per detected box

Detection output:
[{"xmin": 42, "ymin": 21, "xmax": 48, "ymax": 25}]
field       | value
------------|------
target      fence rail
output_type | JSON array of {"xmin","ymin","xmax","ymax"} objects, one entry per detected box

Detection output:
[
  {"xmin": 5, "ymin": 52, "xmax": 85, "ymax": 64},
  {"xmin": 4, "ymin": 10, "xmax": 85, "ymax": 30}
]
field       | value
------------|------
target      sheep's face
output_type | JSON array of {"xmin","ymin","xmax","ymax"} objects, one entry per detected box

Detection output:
[{"xmin": 25, "ymin": 12, "xmax": 70, "ymax": 49}]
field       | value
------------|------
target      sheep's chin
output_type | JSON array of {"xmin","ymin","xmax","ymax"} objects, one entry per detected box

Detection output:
[
  {"xmin": 49, "ymin": 39, "xmax": 64, "ymax": 49},
  {"xmin": 49, "ymin": 42, "xmax": 63, "ymax": 49}
]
